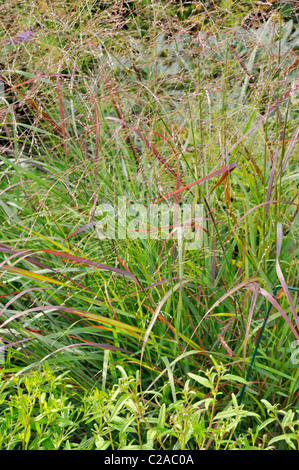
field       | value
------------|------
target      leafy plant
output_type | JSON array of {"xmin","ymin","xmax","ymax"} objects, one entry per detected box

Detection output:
[{"xmin": 0, "ymin": 0, "xmax": 298, "ymax": 450}]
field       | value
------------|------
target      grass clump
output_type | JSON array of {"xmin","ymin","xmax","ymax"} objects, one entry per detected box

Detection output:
[{"xmin": 0, "ymin": 0, "xmax": 298, "ymax": 450}]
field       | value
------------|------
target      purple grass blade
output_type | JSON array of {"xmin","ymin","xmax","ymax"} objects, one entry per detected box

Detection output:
[
  {"xmin": 253, "ymin": 286, "xmax": 299, "ymax": 341},
  {"xmin": 276, "ymin": 223, "xmax": 299, "ymax": 330},
  {"xmin": 32, "ymin": 342, "xmax": 132, "ymax": 369},
  {"xmin": 278, "ymin": 122, "xmax": 299, "ymax": 179},
  {"xmin": 0, "ymin": 287, "xmax": 45, "ymax": 318},
  {"xmin": 63, "ymin": 221, "xmax": 102, "ymax": 241}
]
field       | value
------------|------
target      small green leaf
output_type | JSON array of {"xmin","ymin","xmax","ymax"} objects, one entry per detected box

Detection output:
[
  {"xmin": 34, "ymin": 420, "xmax": 41, "ymax": 434},
  {"xmin": 64, "ymin": 440, "xmax": 71, "ymax": 450},
  {"xmin": 215, "ymin": 409, "xmax": 260, "ymax": 420},
  {"xmin": 24, "ymin": 424, "xmax": 31, "ymax": 445},
  {"xmin": 269, "ymin": 433, "xmax": 297, "ymax": 450},
  {"xmin": 223, "ymin": 374, "xmax": 248, "ymax": 385},
  {"xmin": 18, "ymin": 407, "xmax": 27, "ymax": 427},
  {"xmin": 243, "ymin": 435, "xmax": 253, "ymax": 450},
  {"xmin": 257, "ymin": 417, "xmax": 276, "ymax": 431},
  {"xmin": 158, "ymin": 403, "xmax": 166, "ymax": 429},
  {"xmin": 188, "ymin": 373, "xmax": 213, "ymax": 389},
  {"xmin": 261, "ymin": 399, "xmax": 274, "ymax": 411},
  {"xmin": 95, "ymin": 436, "xmax": 110, "ymax": 450}
]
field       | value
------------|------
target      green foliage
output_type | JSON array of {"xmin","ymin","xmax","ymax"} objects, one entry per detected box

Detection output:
[
  {"xmin": 0, "ymin": 366, "xmax": 81, "ymax": 450},
  {"xmin": 0, "ymin": 365, "xmax": 298, "ymax": 450},
  {"xmin": 0, "ymin": 0, "xmax": 298, "ymax": 450}
]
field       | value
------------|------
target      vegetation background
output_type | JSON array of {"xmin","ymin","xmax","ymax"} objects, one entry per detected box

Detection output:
[{"xmin": 0, "ymin": 0, "xmax": 298, "ymax": 450}]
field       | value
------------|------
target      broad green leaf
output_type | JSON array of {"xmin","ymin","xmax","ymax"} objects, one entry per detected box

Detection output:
[
  {"xmin": 188, "ymin": 373, "xmax": 213, "ymax": 389},
  {"xmin": 222, "ymin": 374, "xmax": 249, "ymax": 385}
]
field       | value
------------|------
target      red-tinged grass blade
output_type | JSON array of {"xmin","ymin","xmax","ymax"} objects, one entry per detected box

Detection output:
[
  {"xmin": 151, "ymin": 131, "xmax": 176, "ymax": 152},
  {"xmin": 218, "ymin": 334, "xmax": 234, "ymax": 356},
  {"xmin": 104, "ymin": 281, "xmax": 119, "ymax": 321},
  {"xmin": 33, "ymin": 342, "xmax": 132, "ymax": 370},
  {"xmin": 218, "ymin": 334, "xmax": 242, "ymax": 370},
  {"xmin": 276, "ymin": 223, "xmax": 299, "ymax": 330},
  {"xmin": 276, "ymin": 279, "xmax": 296, "ymax": 300},
  {"xmin": 0, "ymin": 181, "xmax": 32, "ymax": 197},
  {"xmin": 211, "ymin": 316, "xmax": 236, "ymax": 351},
  {"xmin": 117, "ymin": 255, "xmax": 142, "ymax": 287},
  {"xmin": 0, "ymin": 305, "xmax": 145, "ymax": 340},
  {"xmin": 63, "ymin": 221, "xmax": 99, "ymax": 241},
  {"xmin": 0, "ymin": 244, "xmax": 56, "ymax": 272},
  {"xmin": 0, "ymin": 291, "xmax": 20, "ymax": 298},
  {"xmin": 243, "ymin": 283, "xmax": 259, "ymax": 366},
  {"xmin": 267, "ymin": 137, "xmax": 299, "ymax": 145},
  {"xmin": 1, "ymin": 339, "xmax": 31, "ymax": 351},
  {"xmin": 106, "ymin": 117, "xmax": 178, "ymax": 177},
  {"xmin": 277, "ymin": 122, "xmax": 299, "ymax": 179},
  {"xmin": 146, "ymin": 162, "xmax": 237, "ymax": 211},
  {"xmin": 38, "ymin": 249, "xmax": 137, "ymax": 278},
  {"xmin": 0, "ymin": 287, "xmax": 45, "ymax": 318},
  {"xmin": 99, "ymin": 67, "xmax": 139, "ymax": 167},
  {"xmin": 52, "ymin": 306, "xmax": 145, "ymax": 338},
  {"xmin": 175, "ymin": 151, "xmax": 181, "ymax": 204},
  {"xmin": 117, "ymin": 256, "xmax": 133, "ymax": 274},
  {"xmin": 0, "ymin": 244, "xmax": 100, "ymax": 295},
  {"xmin": 5, "ymin": 73, "xmax": 72, "ymax": 92},
  {"xmin": 69, "ymin": 312, "xmax": 140, "ymax": 338},
  {"xmin": 0, "ymin": 266, "xmax": 68, "ymax": 286},
  {"xmin": 229, "ymin": 44, "xmax": 255, "ymax": 83},
  {"xmin": 110, "ymin": 276, "xmax": 180, "ymax": 306},
  {"xmin": 143, "ymin": 276, "xmax": 180, "ymax": 291},
  {"xmin": 224, "ymin": 200, "xmax": 298, "ymax": 245},
  {"xmin": 283, "ymin": 59, "xmax": 299, "ymax": 75},
  {"xmin": 186, "ymin": 277, "xmax": 260, "ymax": 350},
  {"xmin": 206, "ymin": 167, "xmax": 236, "ymax": 222},
  {"xmin": 243, "ymin": 147, "xmax": 265, "ymax": 184},
  {"xmin": 0, "ymin": 249, "xmax": 35, "ymax": 269},
  {"xmin": 247, "ymin": 284, "xmax": 299, "ymax": 341}
]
